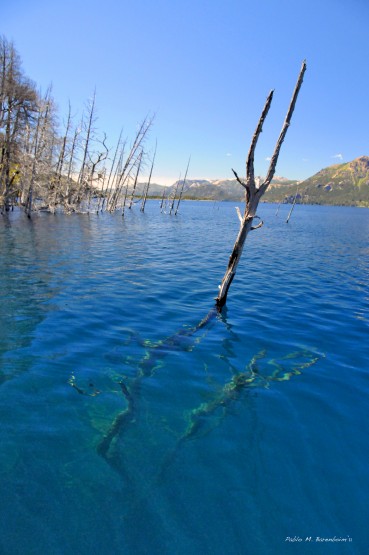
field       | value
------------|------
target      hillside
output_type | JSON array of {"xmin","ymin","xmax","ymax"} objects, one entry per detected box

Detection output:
[
  {"xmin": 263, "ymin": 156, "xmax": 369, "ymax": 207},
  {"xmin": 139, "ymin": 177, "xmax": 297, "ymax": 202},
  {"xmin": 140, "ymin": 157, "xmax": 369, "ymax": 207}
]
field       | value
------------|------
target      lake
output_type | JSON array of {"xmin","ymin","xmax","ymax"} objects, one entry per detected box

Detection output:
[{"xmin": 0, "ymin": 201, "xmax": 368, "ymax": 554}]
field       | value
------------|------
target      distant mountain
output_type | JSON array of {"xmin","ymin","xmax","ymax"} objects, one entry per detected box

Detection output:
[
  {"xmin": 139, "ymin": 157, "xmax": 369, "ymax": 207},
  {"xmin": 264, "ymin": 156, "xmax": 369, "ymax": 207},
  {"xmin": 181, "ymin": 177, "xmax": 299, "ymax": 201},
  {"xmin": 142, "ymin": 177, "xmax": 296, "ymax": 202},
  {"xmin": 135, "ymin": 182, "xmax": 167, "ymax": 197}
]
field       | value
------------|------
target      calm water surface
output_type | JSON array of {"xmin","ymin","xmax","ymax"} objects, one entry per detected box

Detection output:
[{"xmin": 0, "ymin": 201, "xmax": 368, "ymax": 554}]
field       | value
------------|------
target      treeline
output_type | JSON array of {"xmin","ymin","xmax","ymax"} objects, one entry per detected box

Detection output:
[{"xmin": 0, "ymin": 36, "xmax": 155, "ymax": 216}]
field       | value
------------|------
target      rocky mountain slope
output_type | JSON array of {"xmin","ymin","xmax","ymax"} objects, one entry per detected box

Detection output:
[
  {"xmin": 140, "ymin": 177, "xmax": 297, "ymax": 202},
  {"xmin": 141, "ymin": 156, "xmax": 369, "ymax": 207},
  {"xmin": 264, "ymin": 156, "xmax": 369, "ymax": 207}
]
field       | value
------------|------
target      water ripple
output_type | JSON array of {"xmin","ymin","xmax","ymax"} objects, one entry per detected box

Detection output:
[{"xmin": 1, "ymin": 202, "xmax": 368, "ymax": 554}]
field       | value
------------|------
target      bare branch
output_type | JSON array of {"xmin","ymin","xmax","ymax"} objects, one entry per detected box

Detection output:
[
  {"xmin": 231, "ymin": 168, "xmax": 247, "ymax": 189},
  {"xmin": 140, "ymin": 139, "xmax": 157, "ymax": 212},
  {"xmin": 258, "ymin": 60, "xmax": 307, "ymax": 196},
  {"xmin": 250, "ymin": 215, "xmax": 263, "ymax": 230},
  {"xmin": 235, "ymin": 206, "xmax": 242, "ymax": 224},
  {"xmin": 175, "ymin": 155, "xmax": 191, "ymax": 215},
  {"xmin": 232, "ymin": 168, "xmax": 250, "ymax": 205},
  {"xmin": 246, "ymin": 89, "xmax": 274, "ymax": 193}
]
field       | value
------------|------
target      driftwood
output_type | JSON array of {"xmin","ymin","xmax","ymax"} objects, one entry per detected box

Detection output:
[{"xmin": 215, "ymin": 60, "xmax": 306, "ymax": 310}]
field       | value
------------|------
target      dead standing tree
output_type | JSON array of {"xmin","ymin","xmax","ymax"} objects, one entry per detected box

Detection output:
[
  {"xmin": 215, "ymin": 60, "xmax": 306, "ymax": 311},
  {"xmin": 140, "ymin": 139, "xmax": 157, "ymax": 213}
]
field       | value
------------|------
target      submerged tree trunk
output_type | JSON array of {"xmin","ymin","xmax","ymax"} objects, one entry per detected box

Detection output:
[
  {"xmin": 286, "ymin": 186, "xmax": 299, "ymax": 223},
  {"xmin": 169, "ymin": 173, "xmax": 180, "ymax": 215},
  {"xmin": 140, "ymin": 140, "xmax": 157, "ymax": 213},
  {"xmin": 95, "ymin": 307, "xmax": 217, "ymax": 461},
  {"xmin": 65, "ymin": 125, "xmax": 80, "ymax": 211},
  {"xmin": 159, "ymin": 187, "xmax": 166, "ymax": 212},
  {"xmin": 99, "ymin": 128, "xmax": 123, "ymax": 212},
  {"xmin": 77, "ymin": 90, "xmax": 96, "ymax": 194},
  {"xmin": 174, "ymin": 155, "xmax": 190, "ymax": 216},
  {"xmin": 215, "ymin": 60, "xmax": 306, "ymax": 311},
  {"xmin": 24, "ymin": 88, "xmax": 54, "ymax": 217},
  {"xmin": 129, "ymin": 149, "xmax": 143, "ymax": 208}
]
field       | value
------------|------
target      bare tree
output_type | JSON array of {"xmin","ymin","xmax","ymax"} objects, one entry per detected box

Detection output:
[
  {"xmin": 286, "ymin": 185, "xmax": 299, "ymax": 223},
  {"xmin": 159, "ymin": 187, "xmax": 166, "ymax": 212},
  {"xmin": 128, "ymin": 149, "xmax": 143, "ymax": 208},
  {"xmin": 78, "ymin": 90, "xmax": 96, "ymax": 185},
  {"xmin": 105, "ymin": 141, "xmax": 126, "ymax": 212},
  {"xmin": 107, "ymin": 115, "xmax": 153, "ymax": 213},
  {"xmin": 174, "ymin": 155, "xmax": 191, "ymax": 216},
  {"xmin": 1, "ymin": 37, "xmax": 156, "ymax": 216},
  {"xmin": 169, "ymin": 172, "xmax": 181, "ymax": 215},
  {"xmin": 64, "ymin": 123, "xmax": 81, "ymax": 212},
  {"xmin": 215, "ymin": 60, "xmax": 306, "ymax": 311},
  {"xmin": 23, "ymin": 86, "xmax": 57, "ymax": 216},
  {"xmin": 86, "ymin": 132, "xmax": 109, "ymax": 211},
  {"xmin": 140, "ymin": 139, "xmax": 157, "ymax": 212},
  {"xmin": 98, "ymin": 128, "xmax": 123, "ymax": 213},
  {"xmin": 51, "ymin": 100, "xmax": 72, "ymax": 212}
]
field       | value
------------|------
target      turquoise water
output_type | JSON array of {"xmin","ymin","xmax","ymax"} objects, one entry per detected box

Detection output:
[{"xmin": 0, "ymin": 201, "xmax": 368, "ymax": 554}]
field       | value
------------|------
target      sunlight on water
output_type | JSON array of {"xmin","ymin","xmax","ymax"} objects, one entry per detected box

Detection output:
[{"xmin": 0, "ymin": 202, "xmax": 368, "ymax": 554}]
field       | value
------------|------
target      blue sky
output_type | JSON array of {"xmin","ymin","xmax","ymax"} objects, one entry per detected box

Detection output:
[{"xmin": 3, "ymin": 0, "xmax": 369, "ymax": 184}]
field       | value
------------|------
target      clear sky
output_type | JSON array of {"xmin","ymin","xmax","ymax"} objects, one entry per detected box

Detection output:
[{"xmin": 2, "ymin": 0, "xmax": 369, "ymax": 184}]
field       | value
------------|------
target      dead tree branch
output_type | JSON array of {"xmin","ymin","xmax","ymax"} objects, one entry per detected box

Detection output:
[
  {"xmin": 215, "ymin": 60, "xmax": 306, "ymax": 311},
  {"xmin": 258, "ymin": 60, "xmax": 306, "ymax": 196},
  {"xmin": 175, "ymin": 155, "xmax": 191, "ymax": 216},
  {"xmin": 140, "ymin": 139, "xmax": 157, "ymax": 212}
]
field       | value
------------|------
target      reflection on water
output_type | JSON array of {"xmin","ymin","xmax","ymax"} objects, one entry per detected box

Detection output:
[{"xmin": 0, "ymin": 202, "xmax": 368, "ymax": 554}]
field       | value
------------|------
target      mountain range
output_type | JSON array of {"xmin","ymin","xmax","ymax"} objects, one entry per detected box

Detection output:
[{"xmin": 140, "ymin": 156, "xmax": 369, "ymax": 207}]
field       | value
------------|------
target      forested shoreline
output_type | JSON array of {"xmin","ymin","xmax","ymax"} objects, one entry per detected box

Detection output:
[{"xmin": 0, "ymin": 36, "xmax": 157, "ymax": 217}]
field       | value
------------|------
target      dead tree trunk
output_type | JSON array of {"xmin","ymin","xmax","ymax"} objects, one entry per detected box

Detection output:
[
  {"xmin": 53, "ymin": 101, "xmax": 72, "ymax": 212},
  {"xmin": 140, "ymin": 140, "xmax": 157, "ymax": 212},
  {"xmin": 286, "ymin": 186, "xmax": 299, "ymax": 223},
  {"xmin": 128, "ymin": 149, "xmax": 143, "ymax": 208},
  {"xmin": 99, "ymin": 128, "xmax": 123, "ymax": 212},
  {"xmin": 215, "ymin": 60, "xmax": 306, "ymax": 311},
  {"xmin": 25, "ymin": 89, "xmax": 53, "ymax": 217},
  {"xmin": 65, "ymin": 125, "xmax": 80, "ymax": 211},
  {"xmin": 175, "ymin": 155, "xmax": 190, "ymax": 216},
  {"xmin": 159, "ymin": 187, "xmax": 166, "ymax": 212},
  {"xmin": 169, "ymin": 173, "xmax": 180, "ymax": 215},
  {"xmin": 86, "ymin": 132, "xmax": 109, "ymax": 212},
  {"xmin": 78, "ymin": 90, "xmax": 96, "ymax": 189}
]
